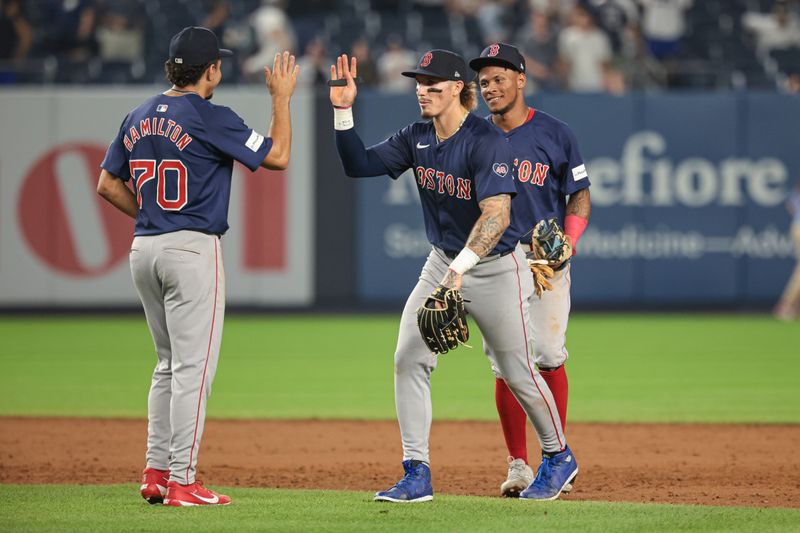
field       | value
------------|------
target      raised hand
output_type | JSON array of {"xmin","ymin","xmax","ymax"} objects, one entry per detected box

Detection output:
[
  {"xmin": 329, "ymin": 54, "xmax": 358, "ymax": 108},
  {"xmin": 264, "ymin": 51, "xmax": 299, "ymax": 101}
]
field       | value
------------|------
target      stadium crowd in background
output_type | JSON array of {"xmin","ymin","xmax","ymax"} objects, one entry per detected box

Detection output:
[{"xmin": 1, "ymin": 0, "xmax": 799, "ymax": 92}]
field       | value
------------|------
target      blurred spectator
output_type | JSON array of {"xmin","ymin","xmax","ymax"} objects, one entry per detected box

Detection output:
[
  {"xmin": 377, "ymin": 35, "xmax": 416, "ymax": 91},
  {"xmin": 201, "ymin": 0, "xmax": 230, "ymax": 36},
  {"xmin": 742, "ymin": 0, "xmax": 800, "ymax": 55},
  {"xmin": 42, "ymin": 0, "xmax": 98, "ymax": 60},
  {"xmin": 95, "ymin": 2, "xmax": 143, "ymax": 63},
  {"xmin": 351, "ymin": 38, "xmax": 378, "ymax": 87},
  {"xmin": 474, "ymin": 0, "xmax": 515, "ymax": 44},
  {"xmin": 243, "ymin": 0, "xmax": 296, "ymax": 82},
  {"xmin": 782, "ymin": 72, "xmax": 800, "ymax": 93},
  {"xmin": 528, "ymin": 0, "xmax": 577, "ymax": 23},
  {"xmin": 585, "ymin": 0, "xmax": 639, "ymax": 54},
  {"xmin": 557, "ymin": 5, "xmax": 615, "ymax": 92},
  {"xmin": 638, "ymin": 0, "xmax": 692, "ymax": 61},
  {"xmin": 0, "ymin": 0, "xmax": 32, "ymax": 62},
  {"xmin": 774, "ymin": 181, "xmax": 800, "ymax": 320},
  {"xmin": 297, "ymin": 37, "xmax": 329, "ymax": 88},
  {"xmin": 516, "ymin": 10, "xmax": 560, "ymax": 92}
]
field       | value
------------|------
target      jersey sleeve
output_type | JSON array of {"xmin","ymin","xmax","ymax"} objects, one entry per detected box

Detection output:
[
  {"xmin": 202, "ymin": 105, "xmax": 273, "ymax": 171},
  {"xmin": 369, "ymin": 125, "xmax": 415, "ymax": 179},
  {"xmin": 100, "ymin": 116, "xmax": 132, "ymax": 181},
  {"xmin": 558, "ymin": 124, "xmax": 590, "ymax": 196},
  {"xmin": 470, "ymin": 132, "xmax": 517, "ymax": 202}
]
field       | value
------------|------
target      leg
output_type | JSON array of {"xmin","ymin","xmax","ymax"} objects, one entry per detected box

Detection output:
[
  {"xmin": 775, "ymin": 223, "xmax": 800, "ymax": 319},
  {"xmin": 375, "ymin": 249, "xmax": 447, "ymax": 503},
  {"xmin": 393, "ymin": 249, "xmax": 447, "ymax": 464},
  {"xmin": 156, "ymin": 231, "xmax": 226, "ymax": 486},
  {"xmin": 465, "ymin": 247, "xmax": 564, "ymax": 454},
  {"xmin": 465, "ymin": 246, "xmax": 576, "ymax": 501},
  {"xmin": 530, "ymin": 263, "xmax": 572, "ymax": 431},
  {"xmin": 130, "ymin": 236, "xmax": 172, "ymax": 503}
]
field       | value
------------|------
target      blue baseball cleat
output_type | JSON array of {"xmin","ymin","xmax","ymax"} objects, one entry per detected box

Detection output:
[
  {"xmin": 520, "ymin": 445, "xmax": 578, "ymax": 501},
  {"xmin": 374, "ymin": 460, "xmax": 434, "ymax": 503}
]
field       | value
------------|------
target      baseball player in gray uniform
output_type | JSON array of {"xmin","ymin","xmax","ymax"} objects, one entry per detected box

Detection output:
[
  {"xmin": 330, "ymin": 50, "xmax": 578, "ymax": 502},
  {"xmin": 97, "ymin": 27, "xmax": 299, "ymax": 506},
  {"xmin": 469, "ymin": 43, "xmax": 591, "ymax": 497}
]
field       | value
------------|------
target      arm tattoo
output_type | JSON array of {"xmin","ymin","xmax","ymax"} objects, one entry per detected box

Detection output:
[
  {"xmin": 566, "ymin": 188, "xmax": 591, "ymax": 219},
  {"xmin": 465, "ymin": 194, "xmax": 511, "ymax": 258},
  {"xmin": 441, "ymin": 269, "xmax": 460, "ymax": 289}
]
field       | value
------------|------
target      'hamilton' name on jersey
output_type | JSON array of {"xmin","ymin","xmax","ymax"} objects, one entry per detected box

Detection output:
[{"xmin": 123, "ymin": 117, "xmax": 194, "ymax": 152}]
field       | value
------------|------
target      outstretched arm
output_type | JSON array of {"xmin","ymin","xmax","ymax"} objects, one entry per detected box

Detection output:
[
  {"xmin": 441, "ymin": 193, "xmax": 512, "ymax": 289},
  {"xmin": 330, "ymin": 53, "xmax": 392, "ymax": 178},
  {"xmin": 261, "ymin": 51, "xmax": 300, "ymax": 170}
]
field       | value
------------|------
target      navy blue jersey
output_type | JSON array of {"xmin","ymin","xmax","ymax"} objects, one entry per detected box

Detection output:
[
  {"xmin": 372, "ymin": 113, "xmax": 519, "ymax": 254},
  {"xmin": 490, "ymin": 109, "xmax": 590, "ymax": 234},
  {"xmin": 101, "ymin": 93, "xmax": 273, "ymax": 236}
]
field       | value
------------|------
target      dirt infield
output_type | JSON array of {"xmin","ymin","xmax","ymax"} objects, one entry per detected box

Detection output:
[{"xmin": 1, "ymin": 418, "xmax": 798, "ymax": 508}]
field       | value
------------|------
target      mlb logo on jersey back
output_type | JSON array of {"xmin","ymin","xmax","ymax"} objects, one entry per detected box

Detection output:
[
  {"xmin": 492, "ymin": 162, "xmax": 509, "ymax": 177},
  {"xmin": 156, "ymin": 105, "xmax": 168, "ymax": 113}
]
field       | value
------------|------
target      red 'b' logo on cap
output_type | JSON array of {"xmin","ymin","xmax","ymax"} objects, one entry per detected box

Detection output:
[
  {"xmin": 488, "ymin": 44, "xmax": 500, "ymax": 57},
  {"xmin": 420, "ymin": 51, "xmax": 433, "ymax": 67}
]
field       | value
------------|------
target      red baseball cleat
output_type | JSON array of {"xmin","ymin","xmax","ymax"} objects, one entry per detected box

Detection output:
[
  {"xmin": 163, "ymin": 480, "xmax": 231, "ymax": 506},
  {"xmin": 140, "ymin": 468, "xmax": 170, "ymax": 504}
]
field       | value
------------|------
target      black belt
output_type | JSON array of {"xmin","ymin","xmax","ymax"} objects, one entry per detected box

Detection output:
[{"xmin": 437, "ymin": 247, "xmax": 514, "ymax": 260}]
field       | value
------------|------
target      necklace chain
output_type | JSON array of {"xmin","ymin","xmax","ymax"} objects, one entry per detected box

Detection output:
[
  {"xmin": 436, "ymin": 110, "xmax": 469, "ymax": 143},
  {"xmin": 169, "ymin": 87, "xmax": 198, "ymax": 95}
]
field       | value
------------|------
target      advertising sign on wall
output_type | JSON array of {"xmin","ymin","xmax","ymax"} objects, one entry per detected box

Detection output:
[
  {"xmin": 0, "ymin": 89, "xmax": 314, "ymax": 307},
  {"xmin": 354, "ymin": 92, "xmax": 798, "ymax": 306}
]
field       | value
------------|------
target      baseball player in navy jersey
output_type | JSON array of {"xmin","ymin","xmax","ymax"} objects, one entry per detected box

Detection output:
[
  {"xmin": 96, "ymin": 26, "xmax": 299, "ymax": 506},
  {"xmin": 469, "ymin": 43, "xmax": 591, "ymax": 498},
  {"xmin": 329, "ymin": 50, "xmax": 577, "ymax": 502}
]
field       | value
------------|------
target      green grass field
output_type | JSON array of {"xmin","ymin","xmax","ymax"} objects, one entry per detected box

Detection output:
[
  {"xmin": 1, "ymin": 314, "xmax": 798, "ymax": 422},
  {"xmin": 1, "ymin": 313, "xmax": 799, "ymax": 531},
  {"xmin": 1, "ymin": 485, "xmax": 798, "ymax": 533}
]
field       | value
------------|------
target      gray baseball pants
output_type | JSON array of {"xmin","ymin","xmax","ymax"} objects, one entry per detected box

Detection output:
[
  {"xmin": 394, "ymin": 244, "xmax": 566, "ymax": 464},
  {"xmin": 129, "ymin": 230, "xmax": 225, "ymax": 485}
]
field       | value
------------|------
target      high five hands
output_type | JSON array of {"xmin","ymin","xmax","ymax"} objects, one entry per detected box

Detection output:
[
  {"xmin": 329, "ymin": 54, "xmax": 359, "ymax": 108},
  {"xmin": 264, "ymin": 51, "xmax": 299, "ymax": 100}
]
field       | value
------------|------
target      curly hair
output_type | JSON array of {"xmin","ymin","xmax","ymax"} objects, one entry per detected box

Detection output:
[
  {"xmin": 460, "ymin": 81, "xmax": 478, "ymax": 111},
  {"xmin": 164, "ymin": 60, "xmax": 214, "ymax": 88}
]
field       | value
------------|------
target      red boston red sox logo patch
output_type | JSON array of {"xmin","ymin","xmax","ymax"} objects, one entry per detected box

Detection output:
[
  {"xmin": 488, "ymin": 44, "xmax": 500, "ymax": 57},
  {"xmin": 421, "ymin": 51, "xmax": 433, "ymax": 67}
]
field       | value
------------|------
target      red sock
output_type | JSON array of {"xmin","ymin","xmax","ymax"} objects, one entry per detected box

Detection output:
[
  {"xmin": 495, "ymin": 378, "xmax": 528, "ymax": 463},
  {"xmin": 539, "ymin": 365, "xmax": 569, "ymax": 432}
]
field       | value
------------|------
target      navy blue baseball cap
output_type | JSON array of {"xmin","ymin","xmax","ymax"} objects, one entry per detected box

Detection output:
[
  {"xmin": 402, "ymin": 49, "xmax": 470, "ymax": 82},
  {"xmin": 168, "ymin": 26, "xmax": 232, "ymax": 66},
  {"xmin": 469, "ymin": 43, "xmax": 526, "ymax": 73}
]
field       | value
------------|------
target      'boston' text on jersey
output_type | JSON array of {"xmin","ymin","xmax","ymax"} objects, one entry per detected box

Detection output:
[
  {"xmin": 514, "ymin": 159, "xmax": 549, "ymax": 187},
  {"xmin": 414, "ymin": 166, "xmax": 472, "ymax": 200}
]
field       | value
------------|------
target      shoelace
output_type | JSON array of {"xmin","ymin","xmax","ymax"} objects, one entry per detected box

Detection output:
[
  {"xmin": 508, "ymin": 460, "xmax": 529, "ymax": 478},
  {"xmin": 533, "ymin": 456, "xmax": 553, "ymax": 487},
  {"xmin": 393, "ymin": 472, "xmax": 418, "ymax": 490}
]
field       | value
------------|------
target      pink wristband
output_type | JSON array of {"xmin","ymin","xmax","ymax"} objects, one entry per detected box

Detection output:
[{"xmin": 564, "ymin": 215, "xmax": 588, "ymax": 251}]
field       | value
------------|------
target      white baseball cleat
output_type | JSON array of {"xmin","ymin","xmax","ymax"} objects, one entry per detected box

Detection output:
[{"xmin": 500, "ymin": 456, "xmax": 534, "ymax": 498}]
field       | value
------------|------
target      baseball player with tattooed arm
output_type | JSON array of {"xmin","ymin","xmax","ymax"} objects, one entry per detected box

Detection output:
[
  {"xmin": 329, "ymin": 49, "xmax": 577, "ymax": 502},
  {"xmin": 469, "ymin": 43, "xmax": 591, "ymax": 498},
  {"xmin": 96, "ymin": 26, "xmax": 299, "ymax": 506}
]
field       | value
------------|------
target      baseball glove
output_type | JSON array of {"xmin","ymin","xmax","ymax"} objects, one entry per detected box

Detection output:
[
  {"xmin": 527, "ymin": 218, "xmax": 572, "ymax": 297},
  {"xmin": 416, "ymin": 285, "xmax": 469, "ymax": 355}
]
